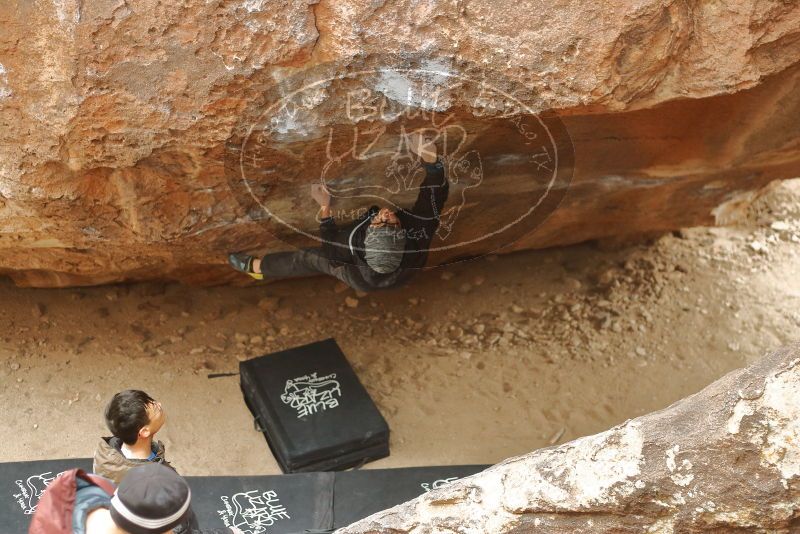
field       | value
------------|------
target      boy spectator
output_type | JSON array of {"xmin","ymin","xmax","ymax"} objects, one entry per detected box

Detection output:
[
  {"xmin": 94, "ymin": 390, "xmax": 171, "ymax": 483},
  {"xmin": 93, "ymin": 390, "xmax": 198, "ymax": 533}
]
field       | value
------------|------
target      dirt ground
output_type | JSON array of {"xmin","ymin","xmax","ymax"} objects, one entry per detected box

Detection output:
[{"xmin": 1, "ymin": 179, "xmax": 798, "ymax": 477}]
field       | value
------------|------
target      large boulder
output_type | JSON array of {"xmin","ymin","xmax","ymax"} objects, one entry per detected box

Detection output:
[
  {"xmin": 337, "ymin": 343, "xmax": 800, "ymax": 533},
  {"xmin": 1, "ymin": 0, "xmax": 799, "ymax": 287}
]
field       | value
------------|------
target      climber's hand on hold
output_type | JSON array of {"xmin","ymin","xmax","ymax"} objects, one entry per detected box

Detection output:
[
  {"xmin": 311, "ymin": 183, "xmax": 332, "ymax": 219},
  {"xmin": 311, "ymin": 183, "xmax": 331, "ymax": 207},
  {"xmin": 409, "ymin": 130, "xmax": 438, "ymax": 164}
]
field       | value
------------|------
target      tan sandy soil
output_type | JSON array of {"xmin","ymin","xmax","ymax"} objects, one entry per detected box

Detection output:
[{"xmin": 0, "ymin": 179, "xmax": 798, "ymax": 476}]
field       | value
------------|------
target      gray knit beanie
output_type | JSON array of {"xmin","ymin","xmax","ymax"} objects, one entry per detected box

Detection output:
[
  {"xmin": 364, "ymin": 225, "xmax": 406, "ymax": 274},
  {"xmin": 109, "ymin": 464, "xmax": 191, "ymax": 534}
]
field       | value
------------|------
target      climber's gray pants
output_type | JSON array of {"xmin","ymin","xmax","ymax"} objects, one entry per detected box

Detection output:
[{"xmin": 260, "ymin": 248, "xmax": 337, "ymax": 279}]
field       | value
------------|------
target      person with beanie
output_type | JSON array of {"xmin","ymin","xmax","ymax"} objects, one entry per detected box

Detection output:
[
  {"xmin": 99, "ymin": 463, "xmax": 189, "ymax": 534},
  {"xmin": 228, "ymin": 131, "xmax": 450, "ymax": 292},
  {"xmin": 75, "ymin": 463, "xmax": 244, "ymax": 533}
]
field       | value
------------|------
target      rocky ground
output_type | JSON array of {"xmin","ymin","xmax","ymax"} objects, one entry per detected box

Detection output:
[{"xmin": 0, "ymin": 179, "xmax": 798, "ymax": 476}]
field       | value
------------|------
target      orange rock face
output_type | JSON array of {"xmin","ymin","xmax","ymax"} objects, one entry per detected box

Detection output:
[{"xmin": 0, "ymin": 0, "xmax": 798, "ymax": 287}]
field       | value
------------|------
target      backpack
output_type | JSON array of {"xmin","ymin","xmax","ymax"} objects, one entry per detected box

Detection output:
[{"xmin": 28, "ymin": 468, "xmax": 116, "ymax": 534}]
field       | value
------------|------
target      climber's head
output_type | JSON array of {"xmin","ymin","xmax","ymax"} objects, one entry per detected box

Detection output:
[
  {"xmin": 370, "ymin": 207, "xmax": 400, "ymax": 228},
  {"xmin": 364, "ymin": 208, "xmax": 405, "ymax": 274}
]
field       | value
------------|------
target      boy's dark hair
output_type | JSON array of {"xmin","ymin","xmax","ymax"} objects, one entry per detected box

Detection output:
[{"xmin": 104, "ymin": 390, "xmax": 156, "ymax": 445}]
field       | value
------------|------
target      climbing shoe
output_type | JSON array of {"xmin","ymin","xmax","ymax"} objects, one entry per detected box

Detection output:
[{"xmin": 228, "ymin": 252, "xmax": 264, "ymax": 280}]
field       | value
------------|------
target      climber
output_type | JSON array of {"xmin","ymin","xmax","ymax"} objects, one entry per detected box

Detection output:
[{"xmin": 228, "ymin": 131, "xmax": 449, "ymax": 292}]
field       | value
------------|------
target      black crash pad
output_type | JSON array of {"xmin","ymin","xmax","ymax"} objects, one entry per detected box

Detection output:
[
  {"xmin": 0, "ymin": 458, "xmax": 93, "ymax": 532},
  {"xmin": 240, "ymin": 338, "xmax": 389, "ymax": 473},
  {"xmin": 186, "ymin": 472, "xmax": 334, "ymax": 534},
  {"xmin": 1, "ymin": 459, "xmax": 335, "ymax": 534},
  {"xmin": 1, "ymin": 459, "xmax": 488, "ymax": 533},
  {"xmin": 332, "ymin": 464, "xmax": 489, "ymax": 527}
]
